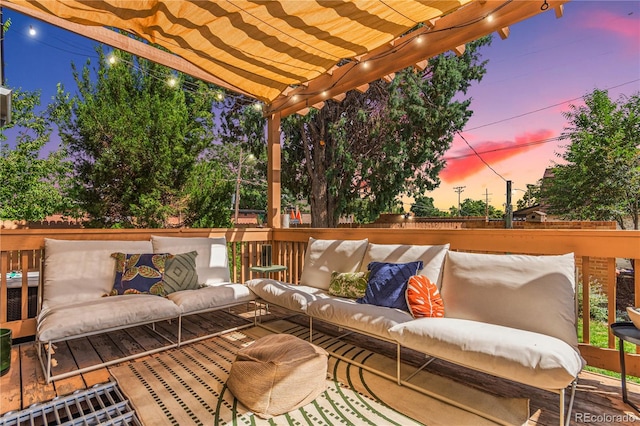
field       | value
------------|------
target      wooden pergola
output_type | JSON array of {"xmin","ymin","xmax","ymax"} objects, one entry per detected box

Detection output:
[{"xmin": 1, "ymin": 0, "xmax": 569, "ymax": 227}]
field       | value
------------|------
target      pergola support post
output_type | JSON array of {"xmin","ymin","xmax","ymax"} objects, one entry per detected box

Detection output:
[{"xmin": 267, "ymin": 112, "xmax": 282, "ymax": 228}]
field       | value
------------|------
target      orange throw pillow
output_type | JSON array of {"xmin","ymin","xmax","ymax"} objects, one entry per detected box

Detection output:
[{"xmin": 405, "ymin": 275, "xmax": 445, "ymax": 318}]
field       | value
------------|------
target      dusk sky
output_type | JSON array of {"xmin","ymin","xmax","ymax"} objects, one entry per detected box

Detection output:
[{"xmin": 2, "ymin": 1, "xmax": 639, "ymax": 211}]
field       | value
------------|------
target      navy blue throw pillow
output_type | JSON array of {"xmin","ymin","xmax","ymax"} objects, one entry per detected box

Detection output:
[{"xmin": 356, "ymin": 261, "xmax": 424, "ymax": 311}]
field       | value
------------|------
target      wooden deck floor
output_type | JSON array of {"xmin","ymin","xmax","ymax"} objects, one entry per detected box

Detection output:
[{"xmin": 2, "ymin": 307, "xmax": 640, "ymax": 425}]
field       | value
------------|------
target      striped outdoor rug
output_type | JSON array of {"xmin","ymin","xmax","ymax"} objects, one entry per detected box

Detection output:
[
  {"xmin": 110, "ymin": 330, "xmax": 419, "ymax": 425},
  {"xmin": 111, "ymin": 322, "xmax": 528, "ymax": 425}
]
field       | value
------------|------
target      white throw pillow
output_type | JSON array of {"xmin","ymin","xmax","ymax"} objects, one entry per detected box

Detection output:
[
  {"xmin": 299, "ymin": 238, "xmax": 368, "ymax": 290},
  {"xmin": 359, "ymin": 243, "xmax": 450, "ymax": 287},
  {"xmin": 151, "ymin": 236, "xmax": 230, "ymax": 284},
  {"xmin": 440, "ymin": 251, "xmax": 578, "ymax": 348}
]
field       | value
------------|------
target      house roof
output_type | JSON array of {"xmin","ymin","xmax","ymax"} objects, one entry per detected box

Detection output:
[{"xmin": 3, "ymin": 0, "xmax": 568, "ymax": 116}]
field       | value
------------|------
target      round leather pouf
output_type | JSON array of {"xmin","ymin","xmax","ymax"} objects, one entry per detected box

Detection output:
[{"xmin": 226, "ymin": 333, "xmax": 328, "ymax": 419}]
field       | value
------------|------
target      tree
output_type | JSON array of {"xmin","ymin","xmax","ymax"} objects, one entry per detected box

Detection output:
[
  {"xmin": 183, "ymin": 159, "xmax": 234, "ymax": 228},
  {"xmin": 516, "ymin": 181, "xmax": 542, "ymax": 210},
  {"xmin": 410, "ymin": 196, "xmax": 447, "ymax": 217},
  {"xmin": 448, "ymin": 198, "xmax": 503, "ymax": 219},
  {"xmin": 0, "ymin": 89, "xmax": 72, "ymax": 221},
  {"xmin": 542, "ymin": 89, "xmax": 640, "ymax": 229},
  {"xmin": 280, "ymin": 37, "xmax": 491, "ymax": 227},
  {"xmin": 49, "ymin": 47, "xmax": 217, "ymax": 228}
]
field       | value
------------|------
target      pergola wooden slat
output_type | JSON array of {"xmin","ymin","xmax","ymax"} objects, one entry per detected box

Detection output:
[{"xmin": 0, "ymin": 0, "xmax": 569, "ymax": 227}]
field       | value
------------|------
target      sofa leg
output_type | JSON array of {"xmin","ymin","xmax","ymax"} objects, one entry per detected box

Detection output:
[
  {"xmin": 45, "ymin": 342, "xmax": 52, "ymax": 384},
  {"xmin": 177, "ymin": 316, "xmax": 183, "ymax": 347},
  {"xmin": 396, "ymin": 344, "xmax": 401, "ymax": 385},
  {"xmin": 561, "ymin": 379, "xmax": 577, "ymax": 426}
]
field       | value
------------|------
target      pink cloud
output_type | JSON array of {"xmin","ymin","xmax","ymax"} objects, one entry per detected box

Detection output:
[
  {"xmin": 579, "ymin": 9, "xmax": 640, "ymax": 51},
  {"xmin": 441, "ymin": 129, "xmax": 555, "ymax": 182}
]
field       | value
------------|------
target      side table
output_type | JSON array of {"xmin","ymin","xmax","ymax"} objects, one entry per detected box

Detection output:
[
  {"xmin": 250, "ymin": 265, "xmax": 287, "ymax": 278},
  {"xmin": 610, "ymin": 322, "xmax": 640, "ymax": 412}
]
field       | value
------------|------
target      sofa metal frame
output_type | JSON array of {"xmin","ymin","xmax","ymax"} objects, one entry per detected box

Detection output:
[
  {"xmin": 37, "ymin": 318, "xmax": 180, "ymax": 384},
  {"xmin": 36, "ymin": 254, "xmax": 260, "ymax": 384},
  {"xmin": 255, "ymin": 301, "xmax": 578, "ymax": 426}
]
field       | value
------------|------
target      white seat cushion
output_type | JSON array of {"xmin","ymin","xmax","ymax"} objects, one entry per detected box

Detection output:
[
  {"xmin": 38, "ymin": 294, "xmax": 180, "ymax": 342},
  {"xmin": 389, "ymin": 318, "xmax": 584, "ymax": 390},
  {"xmin": 151, "ymin": 236, "xmax": 230, "ymax": 284},
  {"xmin": 307, "ymin": 297, "xmax": 413, "ymax": 340},
  {"xmin": 168, "ymin": 283, "xmax": 255, "ymax": 314},
  {"xmin": 299, "ymin": 238, "xmax": 368, "ymax": 290},
  {"xmin": 359, "ymin": 243, "xmax": 449, "ymax": 287},
  {"xmin": 440, "ymin": 251, "xmax": 578, "ymax": 349},
  {"xmin": 246, "ymin": 279, "xmax": 329, "ymax": 313}
]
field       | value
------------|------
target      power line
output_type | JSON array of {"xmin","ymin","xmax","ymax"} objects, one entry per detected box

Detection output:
[
  {"xmin": 465, "ymin": 78, "xmax": 640, "ymax": 132},
  {"xmin": 456, "ymin": 131, "xmax": 507, "ymax": 182}
]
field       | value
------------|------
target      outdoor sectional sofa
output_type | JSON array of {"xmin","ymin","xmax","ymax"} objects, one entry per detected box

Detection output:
[
  {"xmin": 37, "ymin": 235, "xmax": 583, "ymax": 425},
  {"xmin": 37, "ymin": 236, "xmax": 255, "ymax": 383},
  {"xmin": 246, "ymin": 238, "xmax": 585, "ymax": 426}
]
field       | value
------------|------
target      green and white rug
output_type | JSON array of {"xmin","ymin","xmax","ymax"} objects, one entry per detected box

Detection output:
[
  {"xmin": 111, "ymin": 328, "xmax": 419, "ymax": 425},
  {"xmin": 111, "ymin": 322, "xmax": 528, "ymax": 425}
]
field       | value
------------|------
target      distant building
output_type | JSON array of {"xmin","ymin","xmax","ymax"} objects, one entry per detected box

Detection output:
[{"xmin": 513, "ymin": 204, "xmax": 546, "ymax": 222}]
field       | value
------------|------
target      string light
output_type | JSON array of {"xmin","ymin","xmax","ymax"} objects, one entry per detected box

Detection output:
[
  {"xmin": 486, "ymin": 14, "xmax": 494, "ymax": 23},
  {"xmin": 167, "ymin": 77, "xmax": 177, "ymax": 87},
  {"xmin": 29, "ymin": 25, "xmax": 36, "ymax": 36},
  {"xmin": 107, "ymin": 55, "xmax": 117, "ymax": 65}
]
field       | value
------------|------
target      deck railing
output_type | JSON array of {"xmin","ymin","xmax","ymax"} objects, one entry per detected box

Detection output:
[{"xmin": 1, "ymin": 227, "xmax": 639, "ymax": 375}]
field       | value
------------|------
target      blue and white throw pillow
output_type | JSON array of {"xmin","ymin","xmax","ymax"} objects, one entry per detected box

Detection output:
[{"xmin": 356, "ymin": 260, "xmax": 423, "ymax": 311}]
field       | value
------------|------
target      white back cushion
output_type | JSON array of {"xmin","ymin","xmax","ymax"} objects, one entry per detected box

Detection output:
[
  {"xmin": 43, "ymin": 239, "xmax": 153, "ymax": 307},
  {"xmin": 441, "ymin": 251, "xmax": 578, "ymax": 348},
  {"xmin": 151, "ymin": 236, "xmax": 230, "ymax": 284},
  {"xmin": 299, "ymin": 238, "xmax": 368, "ymax": 290},
  {"xmin": 359, "ymin": 243, "xmax": 450, "ymax": 287}
]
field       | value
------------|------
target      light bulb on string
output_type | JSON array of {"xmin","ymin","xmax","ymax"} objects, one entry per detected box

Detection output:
[{"xmin": 29, "ymin": 25, "xmax": 37, "ymax": 36}]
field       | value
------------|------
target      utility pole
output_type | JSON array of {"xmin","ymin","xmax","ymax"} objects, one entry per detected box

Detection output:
[
  {"xmin": 233, "ymin": 148, "xmax": 255, "ymax": 225},
  {"xmin": 483, "ymin": 188, "xmax": 492, "ymax": 222},
  {"xmin": 0, "ymin": 9, "xmax": 11, "ymax": 126},
  {"xmin": 453, "ymin": 186, "xmax": 465, "ymax": 216},
  {"xmin": 234, "ymin": 148, "xmax": 243, "ymax": 226},
  {"xmin": 505, "ymin": 180, "xmax": 513, "ymax": 229}
]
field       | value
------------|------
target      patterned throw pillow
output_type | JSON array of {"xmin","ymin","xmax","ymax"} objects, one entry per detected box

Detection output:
[
  {"xmin": 357, "ymin": 261, "xmax": 423, "ymax": 311},
  {"xmin": 328, "ymin": 271, "xmax": 370, "ymax": 298},
  {"xmin": 162, "ymin": 251, "xmax": 200, "ymax": 294},
  {"xmin": 405, "ymin": 275, "xmax": 445, "ymax": 318},
  {"xmin": 107, "ymin": 253, "xmax": 170, "ymax": 296}
]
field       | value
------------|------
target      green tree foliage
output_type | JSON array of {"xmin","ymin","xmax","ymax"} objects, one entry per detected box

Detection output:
[
  {"xmin": 449, "ymin": 198, "xmax": 503, "ymax": 219},
  {"xmin": 280, "ymin": 37, "xmax": 491, "ymax": 227},
  {"xmin": 0, "ymin": 89, "xmax": 72, "ymax": 221},
  {"xmin": 542, "ymin": 89, "xmax": 640, "ymax": 229},
  {"xmin": 516, "ymin": 181, "xmax": 542, "ymax": 210},
  {"xmin": 410, "ymin": 196, "xmax": 447, "ymax": 217},
  {"xmin": 183, "ymin": 159, "xmax": 234, "ymax": 228},
  {"xmin": 49, "ymin": 47, "xmax": 217, "ymax": 228}
]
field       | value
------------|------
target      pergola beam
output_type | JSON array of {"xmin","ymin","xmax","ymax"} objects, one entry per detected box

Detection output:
[{"xmin": 266, "ymin": 0, "xmax": 568, "ymax": 118}]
